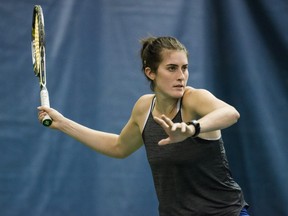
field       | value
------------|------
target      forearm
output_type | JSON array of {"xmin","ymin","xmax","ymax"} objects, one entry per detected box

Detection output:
[
  {"xmin": 197, "ymin": 106, "xmax": 240, "ymax": 133},
  {"xmin": 58, "ymin": 117, "xmax": 122, "ymax": 158}
]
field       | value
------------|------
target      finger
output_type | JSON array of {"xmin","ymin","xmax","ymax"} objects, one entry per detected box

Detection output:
[
  {"xmin": 38, "ymin": 113, "xmax": 45, "ymax": 122},
  {"xmin": 181, "ymin": 122, "xmax": 187, "ymax": 133},
  {"xmin": 38, "ymin": 110, "xmax": 44, "ymax": 116},
  {"xmin": 154, "ymin": 116, "xmax": 169, "ymax": 128},
  {"xmin": 37, "ymin": 106, "xmax": 53, "ymax": 113},
  {"xmin": 37, "ymin": 106, "xmax": 45, "ymax": 111},
  {"xmin": 39, "ymin": 112, "xmax": 48, "ymax": 119},
  {"xmin": 171, "ymin": 122, "xmax": 186, "ymax": 132},
  {"xmin": 160, "ymin": 115, "xmax": 174, "ymax": 127},
  {"xmin": 38, "ymin": 109, "xmax": 47, "ymax": 117},
  {"xmin": 171, "ymin": 123, "xmax": 181, "ymax": 131},
  {"xmin": 158, "ymin": 137, "xmax": 171, "ymax": 146}
]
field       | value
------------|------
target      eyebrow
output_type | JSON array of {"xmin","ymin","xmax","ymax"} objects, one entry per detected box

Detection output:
[{"xmin": 166, "ymin": 64, "xmax": 188, "ymax": 67}]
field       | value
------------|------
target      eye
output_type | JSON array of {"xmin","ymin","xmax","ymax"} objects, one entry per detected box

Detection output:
[
  {"xmin": 167, "ymin": 65, "xmax": 177, "ymax": 72},
  {"xmin": 182, "ymin": 65, "xmax": 188, "ymax": 72}
]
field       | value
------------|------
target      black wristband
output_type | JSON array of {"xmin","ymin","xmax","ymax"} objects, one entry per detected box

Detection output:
[{"xmin": 186, "ymin": 120, "xmax": 201, "ymax": 137}]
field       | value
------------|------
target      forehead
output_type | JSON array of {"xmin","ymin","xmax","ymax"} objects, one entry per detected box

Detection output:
[{"xmin": 160, "ymin": 49, "xmax": 188, "ymax": 65}]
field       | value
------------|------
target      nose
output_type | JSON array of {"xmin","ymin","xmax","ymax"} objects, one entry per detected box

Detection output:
[{"xmin": 177, "ymin": 69, "xmax": 185, "ymax": 80}]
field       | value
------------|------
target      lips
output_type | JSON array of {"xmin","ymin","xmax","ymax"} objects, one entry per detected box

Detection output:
[{"xmin": 174, "ymin": 84, "xmax": 184, "ymax": 88}]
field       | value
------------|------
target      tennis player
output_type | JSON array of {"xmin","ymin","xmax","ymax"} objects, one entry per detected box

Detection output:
[{"xmin": 38, "ymin": 36, "xmax": 249, "ymax": 216}]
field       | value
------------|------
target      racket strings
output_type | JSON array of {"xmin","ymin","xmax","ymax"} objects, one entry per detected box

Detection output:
[
  {"xmin": 33, "ymin": 17, "xmax": 41, "ymax": 74},
  {"xmin": 32, "ymin": 12, "xmax": 46, "ymax": 88}
]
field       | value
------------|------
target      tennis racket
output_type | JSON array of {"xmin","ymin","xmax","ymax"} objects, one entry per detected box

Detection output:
[{"xmin": 31, "ymin": 5, "xmax": 52, "ymax": 127}]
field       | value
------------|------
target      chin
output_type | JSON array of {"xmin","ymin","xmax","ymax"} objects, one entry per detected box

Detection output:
[{"xmin": 171, "ymin": 91, "xmax": 184, "ymax": 98}]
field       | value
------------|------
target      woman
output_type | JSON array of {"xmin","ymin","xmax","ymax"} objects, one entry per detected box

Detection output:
[{"xmin": 38, "ymin": 36, "xmax": 249, "ymax": 215}]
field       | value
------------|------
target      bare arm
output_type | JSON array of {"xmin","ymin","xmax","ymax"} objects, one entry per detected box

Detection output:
[
  {"xmin": 38, "ymin": 105, "xmax": 144, "ymax": 158},
  {"xmin": 190, "ymin": 89, "xmax": 240, "ymax": 133},
  {"xmin": 154, "ymin": 88, "xmax": 240, "ymax": 145}
]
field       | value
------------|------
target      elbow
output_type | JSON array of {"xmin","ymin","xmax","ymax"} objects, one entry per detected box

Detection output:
[
  {"xmin": 114, "ymin": 152, "xmax": 130, "ymax": 159},
  {"xmin": 113, "ymin": 146, "xmax": 132, "ymax": 159},
  {"xmin": 231, "ymin": 107, "xmax": 240, "ymax": 123}
]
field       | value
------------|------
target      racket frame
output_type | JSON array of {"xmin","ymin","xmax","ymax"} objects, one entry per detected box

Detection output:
[{"xmin": 32, "ymin": 5, "xmax": 52, "ymax": 127}]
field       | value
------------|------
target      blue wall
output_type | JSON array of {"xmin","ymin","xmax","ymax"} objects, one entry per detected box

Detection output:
[{"xmin": 0, "ymin": 0, "xmax": 288, "ymax": 215}]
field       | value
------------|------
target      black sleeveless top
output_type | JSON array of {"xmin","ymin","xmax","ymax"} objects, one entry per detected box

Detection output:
[{"xmin": 142, "ymin": 98, "xmax": 247, "ymax": 216}]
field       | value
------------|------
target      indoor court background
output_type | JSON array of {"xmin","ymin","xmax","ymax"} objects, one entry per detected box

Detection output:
[{"xmin": 0, "ymin": 0, "xmax": 288, "ymax": 215}]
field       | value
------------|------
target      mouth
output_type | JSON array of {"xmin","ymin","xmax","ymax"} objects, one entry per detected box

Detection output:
[{"xmin": 173, "ymin": 84, "xmax": 184, "ymax": 88}]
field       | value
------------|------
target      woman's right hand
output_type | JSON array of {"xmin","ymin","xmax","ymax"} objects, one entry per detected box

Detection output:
[{"xmin": 37, "ymin": 106, "xmax": 64, "ymax": 129}]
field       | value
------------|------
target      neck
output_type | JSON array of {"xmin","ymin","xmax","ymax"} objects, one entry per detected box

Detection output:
[{"xmin": 153, "ymin": 96, "xmax": 179, "ymax": 118}]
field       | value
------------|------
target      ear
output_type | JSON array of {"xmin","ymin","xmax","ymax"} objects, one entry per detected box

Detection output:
[{"xmin": 144, "ymin": 67, "xmax": 156, "ymax": 80}]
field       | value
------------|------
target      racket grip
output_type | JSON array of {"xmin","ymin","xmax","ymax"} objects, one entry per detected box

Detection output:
[{"xmin": 40, "ymin": 87, "xmax": 53, "ymax": 127}]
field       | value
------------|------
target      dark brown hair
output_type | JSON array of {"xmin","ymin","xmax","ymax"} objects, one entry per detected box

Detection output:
[{"xmin": 140, "ymin": 36, "xmax": 188, "ymax": 91}]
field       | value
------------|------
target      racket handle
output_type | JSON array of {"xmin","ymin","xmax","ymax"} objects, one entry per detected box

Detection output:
[{"xmin": 40, "ymin": 87, "xmax": 53, "ymax": 127}]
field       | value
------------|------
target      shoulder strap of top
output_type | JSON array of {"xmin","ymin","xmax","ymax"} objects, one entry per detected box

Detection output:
[
  {"xmin": 142, "ymin": 96, "xmax": 183, "ymax": 132},
  {"xmin": 142, "ymin": 96, "xmax": 155, "ymax": 133},
  {"xmin": 151, "ymin": 96, "xmax": 156, "ymax": 111}
]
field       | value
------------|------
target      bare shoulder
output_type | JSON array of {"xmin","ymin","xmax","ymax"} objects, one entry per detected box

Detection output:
[
  {"xmin": 184, "ymin": 86, "xmax": 214, "ymax": 97},
  {"xmin": 131, "ymin": 94, "xmax": 154, "ymax": 124},
  {"xmin": 182, "ymin": 87, "xmax": 225, "ymax": 120},
  {"xmin": 133, "ymin": 94, "xmax": 154, "ymax": 113},
  {"xmin": 183, "ymin": 87, "xmax": 215, "ymax": 106},
  {"xmin": 183, "ymin": 86, "xmax": 235, "ymax": 119}
]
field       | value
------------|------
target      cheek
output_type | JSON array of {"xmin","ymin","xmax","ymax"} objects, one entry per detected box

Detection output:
[
  {"xmin": 164, "ymin": 75, "xmax": 176, "ymax": 85},
  {"xmin": 186, "ymin": 72, "xmax": 189, "ymax": 80},
  {"xmin": 155, "ymin": 75, "xmax": 171, "ymax": 89}
]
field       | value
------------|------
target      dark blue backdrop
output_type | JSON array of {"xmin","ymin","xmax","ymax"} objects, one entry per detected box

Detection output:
[{"xmin": 0, "ymin": 0, "xmax": 287, "ymax": 215}]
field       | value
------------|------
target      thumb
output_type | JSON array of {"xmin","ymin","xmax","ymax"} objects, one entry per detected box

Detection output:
[
  {"xmin": 158, "ymin": 137, "xmax": 171, "ymax": 146},
  {"xmin": 37, "ymin": 106, "xmax": 53, "ymax": 113}
]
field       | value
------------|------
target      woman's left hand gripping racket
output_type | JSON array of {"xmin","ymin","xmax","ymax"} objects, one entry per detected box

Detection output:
[{"xmin": 31, "ymin": 5, "xmax": 52, "ymax": 127}]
